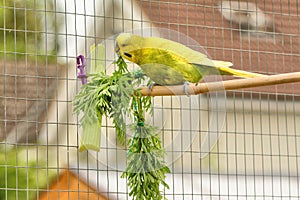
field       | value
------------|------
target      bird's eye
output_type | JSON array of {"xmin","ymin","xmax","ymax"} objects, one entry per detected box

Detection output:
[
  {"xmin": 121, "ymin": 44, "xmax": 127, "ymax": 47},
  {"xmin": 124, "ymin": 52, "xmax": 132, "ymax": 58}
]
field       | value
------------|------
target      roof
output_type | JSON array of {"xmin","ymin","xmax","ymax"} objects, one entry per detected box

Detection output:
[{"xmin": 138, "ymin": 0, "xmax": 300, "ymax": 96}]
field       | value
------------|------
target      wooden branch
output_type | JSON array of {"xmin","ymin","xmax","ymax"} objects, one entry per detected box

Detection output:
[{"xmin": 139, "ymin": 72, "xmax": 300, "ymax": 96}]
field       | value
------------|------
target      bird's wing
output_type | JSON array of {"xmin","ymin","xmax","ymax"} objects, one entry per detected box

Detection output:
[{"xmin": 142, "ymin": 36, "xmax": 214, "ymax": 65}]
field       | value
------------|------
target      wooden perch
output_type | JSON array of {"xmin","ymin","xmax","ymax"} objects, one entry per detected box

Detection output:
[{"xmin": 139, "ymin": 72, "xmax": 300, "ymax": 96}]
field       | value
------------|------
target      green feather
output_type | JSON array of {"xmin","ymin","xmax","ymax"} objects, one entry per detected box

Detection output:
[{"xmin": 116, "ymin": 33, "xmax": 265, "ymax": 85}]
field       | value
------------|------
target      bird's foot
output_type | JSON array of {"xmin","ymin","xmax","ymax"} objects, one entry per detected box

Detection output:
[
  {"xmin": 183, "ymin": 81, "xmax": 190, "ymax": 96},
  {"xmin": 147, "ymin": 82, "xmax": 159, "ymax": 95}
]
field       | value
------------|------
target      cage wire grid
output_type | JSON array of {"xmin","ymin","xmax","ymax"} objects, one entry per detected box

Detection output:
[{"xmin": 0, "ymin": 0, "xmax": 300, "ymax": 200}]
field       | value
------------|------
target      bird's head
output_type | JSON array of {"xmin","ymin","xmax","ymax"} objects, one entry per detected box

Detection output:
[{"xmin": 115, "ymin": 33, "xmax": 143, "ymax": 63}]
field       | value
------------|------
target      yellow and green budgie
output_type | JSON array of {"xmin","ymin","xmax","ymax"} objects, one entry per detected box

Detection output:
[{"xmin": 115, "ymin": 33, "xmax": 265, "ymax": 86}]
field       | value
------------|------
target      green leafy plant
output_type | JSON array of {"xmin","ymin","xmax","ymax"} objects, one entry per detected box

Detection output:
[
  {"xmin": 0, "ymin": 0, "xmax": 61, "ymax": 62},
  {"xmin": 0, "ymin": 147, "xmax": 56, "ymax": 200},
  {"xmin": 73, "ymin": 56, "xmax": 170, "ymax": 199},
  {"xmin": 122, "ymin": 95, "xmax": 170, "ymax": 199},
  {"xmin": 73, "ymin": 56, "xmax": 136, "ymax": 147}
]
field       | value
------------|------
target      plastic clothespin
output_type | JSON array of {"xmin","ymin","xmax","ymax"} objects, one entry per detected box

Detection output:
[{"xmin": 76, "ymin": 55, "xmax": 87, "ymax": 85}]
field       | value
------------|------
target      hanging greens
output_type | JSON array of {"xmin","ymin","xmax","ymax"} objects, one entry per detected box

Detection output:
[{"xmin": 73, "ymin": 55, "xmax": 170, "ymax": 199}]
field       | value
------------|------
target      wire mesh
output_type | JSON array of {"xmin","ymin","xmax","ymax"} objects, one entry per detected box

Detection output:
[{"xmin": 0, "ymin": 0, "xmax": 299, "ymax": 199}]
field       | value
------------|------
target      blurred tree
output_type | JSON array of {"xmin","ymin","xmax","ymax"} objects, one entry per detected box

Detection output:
[
  {"xmin": 0, "ymin": 0, "xmax": 61, "ymax": 62},
  {"xmin": 0, "ymin": 147, "xmax": 57, "ymax": 200}
]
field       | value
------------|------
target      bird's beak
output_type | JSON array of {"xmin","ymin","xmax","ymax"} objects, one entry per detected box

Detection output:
[{"xmin": 115, "ymin": 42, "xmax": 120, "ymax": 55}]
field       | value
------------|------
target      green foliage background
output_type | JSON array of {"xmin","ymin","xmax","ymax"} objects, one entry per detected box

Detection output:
[
  {"xmin": 0, "ymin": 147, "xmax": 56, "ymax": 200},
  {"xmin": 0, "ymin": 0, "xmax": 61, "ymax": 62}
]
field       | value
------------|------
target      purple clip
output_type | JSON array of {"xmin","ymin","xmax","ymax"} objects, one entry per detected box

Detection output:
[{"xmin": 76, "ymin": 55, "xmax": 87, "ymax": 85}]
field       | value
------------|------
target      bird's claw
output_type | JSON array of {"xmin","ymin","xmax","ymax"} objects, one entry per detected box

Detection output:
[
  {"xmin": 147, "ymin": 83, "xmax": 159, "ymax": 95},
  {"xmin": 147, "ymin": 84, "xmax": 153, "ymax": 95},
  {"xmin": 183, "ymin": 81, "xmax": 190, "ymax": 96}
]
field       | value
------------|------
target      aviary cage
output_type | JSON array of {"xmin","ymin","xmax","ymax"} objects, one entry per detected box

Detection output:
[{"xmin": 0, "ymin": 0, "xmax": 299, "ymax": 199}]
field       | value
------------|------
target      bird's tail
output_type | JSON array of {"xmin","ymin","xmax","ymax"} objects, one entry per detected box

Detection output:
[{"xmin": 212, "ymin": 60, "xmax": 266, "ymax": 78}]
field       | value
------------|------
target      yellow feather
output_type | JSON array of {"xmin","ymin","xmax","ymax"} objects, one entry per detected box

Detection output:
[
  {"xmin": 217, "ymin": 66, "xmax": 267, "ymax": 78},
  {"xmin": 115, "ymin": 33, "xmax": 266, "ymax": 84}
]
